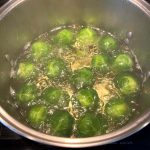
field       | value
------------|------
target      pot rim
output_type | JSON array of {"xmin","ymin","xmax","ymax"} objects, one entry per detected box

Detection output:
[{"xmin": 0, "ymin": 0, "xmax": 150, "ymax": 148}]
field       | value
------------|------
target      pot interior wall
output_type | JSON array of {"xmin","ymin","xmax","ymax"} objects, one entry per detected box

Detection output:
[{"xmin": 0, "ymin": 0, "xmax": 150, "ymax": 121}]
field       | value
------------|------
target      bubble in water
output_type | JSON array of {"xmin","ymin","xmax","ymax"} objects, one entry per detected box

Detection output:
[{"xmin": 127, "ymin": 32, "xmax": 133, "ymax": 39}]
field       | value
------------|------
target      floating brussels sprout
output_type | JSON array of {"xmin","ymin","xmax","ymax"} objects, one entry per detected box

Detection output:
[
  {"xmin": 76, "ymin": 27, "xmax": 98, "ymax": 49},
  {"xmin": 112, "ymin": 53, "xmax": 133, "ymax": 73},
  {"xmin": 91, "ymin": 54, "xmax": 110, "ymax": 74},
  {"xmin": 42, "ymin": 87, "xmax": 70, "ymax": 107},
  {"xmin": 31, "ymin": 41, "xmax": 51, "ymax": 60},
  {"xmin": 99, "ymin": 35, "xmax": 118, "ymax": 52},
  {"xmin": 53, "ymin": 29, "xmax": 74, "ymax": 47},
  {"xmin": 71, "ymin": 67, "xmax": 94, "ymax": 89},
  {"xmin": 27, "ymin": 105, "xmax": 47, "ymax": 126},
  {"xmin": 46, "ymin": 58, "xmax": 67, "ymax": 79},
  {"xmin": 17, "ymin": 62, "xmax": 36, "ymax": 79},
  {"xmin": 76, "ymin": 112, "xmax": 107, "ymax": 137},
  {"xmin": 105, "ymin": 97, "xmax": 130, "ymax": 121},
  {"xmin": 115, "ymin": 72, "xmax": 140, "ymax": 96},
  {"xmin": 75, "ymin": 88, "xmax": 99, "ymax": 109},
  {"xmin": 17, "ymin": 84, "xmax": 37, "ymax": 102},
  {"xmin": 50, "ymin": 110, "xmax": 74, "ymax": 137}
]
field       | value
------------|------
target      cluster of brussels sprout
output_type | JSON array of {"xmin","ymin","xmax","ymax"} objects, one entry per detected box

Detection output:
[{"xmin": 14, "ymin": 26, "xmax": 141, "ymax": 138}]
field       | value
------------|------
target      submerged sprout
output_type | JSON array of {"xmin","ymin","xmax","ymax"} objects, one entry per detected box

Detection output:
[
  {"xmin": 53, "ymin": 29, "xmax": 74, "ymax": 47},
  {"xmin": 42, "ymin": 87, "xmax": 70, "ymax": 107},
  {"xmin": 76, "ymin": 27, "xmax": 98, "ymax": 49},
  {"xmin": 112, "ymin": 53, "xmax": 133, "ymax": 73},
  {"xmin": 27, "ymin": 105, "xmax": 47, "ymax": 126},
  {"xmin": 91, "ymin": 54, "xmax": 110, "ymax": 74},
  {"xmin": 76, "ymin": 112, "xmax": 107, "ymax": 137},
  {"xmin": 115, "ymin": 72, "xmax": 140, "ymax": 96},
  {"xmin": 75, "ymin": 88, "xmax": 99, "ymax": 109},
  {"xmin": 17, "ymin": 84, "xmax": 37, "ymax": 102},
  {"xmin": 17, "ymin": 62, "xmax": 36, "ymax": 79},
  {"xmin": 50, "ymin": 110, "xmax": 74, "ymax": 137},
  {"xmin": 105, "ymin": 97, "xmax": 130, "ymax": 121},
  {"xmin": 46, "ymin": 58, "xmax": 67, "ymax": 79},
  {"xmin": 31, "ymin": 41, "xmax": 51, "ymax": 60},
  {"xmin": 71, "ymin": 67, "xmax": 94, "ymax": 89},
  {"xmin": 99, "ymin": 35, "xmax": 118, "ymax": 52}
]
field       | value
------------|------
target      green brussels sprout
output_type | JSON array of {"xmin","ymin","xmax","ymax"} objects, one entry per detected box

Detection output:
[
  {"xmin": 50, "ymin": 110, "xmax": 74, "ymax": 137},
  {"xmin": 17, "ymin": 62, "xmax": 36, "ymax": 79},
  {"xmin": 105, "ymin": 97, "xmax": 130, "ymax": 121},
  {"xmin": 97, "ymin": 114, "xmax": 108, "ymax": 134},
  {"xmin": 99, "ymin": 35, "xmax": 118, "ymax": 52},
  {"xmin": 42, "ymin": 87, "xmax": 70, "ymax": 107},
  {"xmin": 27, "ymin": 105, "xmax": 47, "ymax": 126},
  {"xmin": 75, "ymin": 88, "xmax": 99, "ymax": 109},
  {"xmin": 76, "ymin": 27, "xmax": 98, "ymax": 49},
  {"xmin": 76, "ymin": 112, "xmax": 107, "ymax": 137},
  {"xmin": 31, "ymin": 41, "xmax": 51, "ymax": 60},
  {"xmin": 46, "ymin": 58, "xmax": 67, "ymax": 79},
  {"xmin": 115, "ymin": 72, "xmax": 140, "ymax": 96},
  {"xmin": 53, "ymin": 29, "xmax": 74, "ymax": 47},
  {"xmin": 91, "ymin": 54, "xmax": 110, "ymax": 74},
  {"xmin": 70, "ymin": 68, "xmax": 94, "ymax": 89},
  {"xmin": 112, "ymin": 53, "xmax": 133, "ymax": 73},
  {"xmin": 17, "ymin": 84, "xmax": 37, "ymax": 102}
]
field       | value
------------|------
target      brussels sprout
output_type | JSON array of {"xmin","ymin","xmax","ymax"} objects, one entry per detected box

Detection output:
[
  {"xmin": 70, "ymin": 68, "xmax": 94, "ymax": 89},
  {"xmin": 99, "ymin": 35, "xmax": 118, "ymax": 52},
  {"xmin": 53, "ymin": 29, "xmax": 74, "ymax": 47},
  {"xmin": 76, "ymin": 27, "xmax": 98, "ymax": 49},
  {"xmin": 17, "ymin": 84, "xmax": 37, "ymax": 102},
  {"xmin": 17, "ymin": 62, "xmax": 36, "ymax": 79},
  {"xmin": 105, "ymin": 97, "xmax": 130, "ymax": 121},
  {"xmin": 97, "ymin": 114, "xmax": 108, "ymax": 134},
  {"xmin": 27, "ymin": 105, "xmax": 47, "ymax": 126},
  {"xmin": 42, "ymin": 87, "xmax": 70, "ymax": 107},
  {"xmin": 46, "ymin": 58, "xmax": 67, "ymax": 79},
  {"xmin": 115, "ymin": 72, "xmax": 140, "ymax": 96},
  {"xmin": 50, "ymin": 110, "xmax": 74, "ymax": 137},
  {"xmin": 75, "ymin": 88, "xmax": 99, "ymax": 109},
  {"xmin": 91, "ymin": 54, "xmax": 110, "ymax": 74},
  {"xmin": 112, "ymin": 53, "xmax": 133, "ymax": 73},
  {"xmin": 31, "ymin": 41, "xmax": 51, "ymax": 60},
  {"xmin": 76, "ymin": 112, "xmax": 107, "ymax": 137}
]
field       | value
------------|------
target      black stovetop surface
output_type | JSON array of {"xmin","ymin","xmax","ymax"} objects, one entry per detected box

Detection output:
[{"xmin": 0, "ymin": 0, "xmax": 150, "ymax": 149}]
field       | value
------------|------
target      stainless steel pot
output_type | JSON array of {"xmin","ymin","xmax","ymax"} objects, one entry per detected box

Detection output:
[{"xmin": 0, "ymin": 0, "xmax": 150, "ymax": 148}]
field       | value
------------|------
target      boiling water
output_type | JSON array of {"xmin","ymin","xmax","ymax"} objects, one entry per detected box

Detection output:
[{"xmin": 6, "ymin": 25, "xmax": 147, "ymax": 136}]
